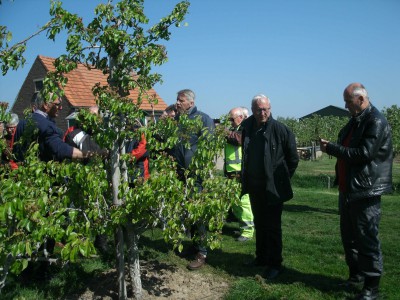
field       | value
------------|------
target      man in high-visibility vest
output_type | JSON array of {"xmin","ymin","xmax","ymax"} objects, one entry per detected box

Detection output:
[{"xmin": 225, "ymin": 107, "xmax": 254, "ymax": 242}]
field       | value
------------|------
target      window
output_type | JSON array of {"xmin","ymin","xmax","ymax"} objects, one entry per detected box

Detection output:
[{"xmin": 33, "ymin": 79, "xmax": 43, "ymax": 92}]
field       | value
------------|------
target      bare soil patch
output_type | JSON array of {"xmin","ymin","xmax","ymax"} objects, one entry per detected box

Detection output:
[{"xmin": 69, "ymin": 259, "xmax": 230, "ymax": 300}]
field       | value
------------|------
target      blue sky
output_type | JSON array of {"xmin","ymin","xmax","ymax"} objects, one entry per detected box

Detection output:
[{"xmin": 1, "ymin": 0, "xmax": 399, "ymax": 119}]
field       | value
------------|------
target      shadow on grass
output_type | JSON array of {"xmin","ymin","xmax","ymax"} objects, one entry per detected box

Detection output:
[
  {"xmin": 205, "ymin": 249, "xmax": 357, "ymax": 298},
  {"xmin": 226, "ymin": 268, "xmax": 357, "ymax": 300},
  {"xmin": 284, "ymin": 203, "xmax": 338, "ymax": 215},
  {"xmin": 5, "ymin": 260, "xmax": 118, "ymax": 300},
  {"xmin": 278, "ymin": 266, "xmax": 357, "ymax": 294},
  {"xmin": 140, "ymin": 225, "xmax": 353, "ymax": 297}
]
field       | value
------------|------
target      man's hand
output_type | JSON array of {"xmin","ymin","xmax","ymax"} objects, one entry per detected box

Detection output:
[{"xmin": 319, "ymin": 138, "xmax": 329, "ymax": 153}]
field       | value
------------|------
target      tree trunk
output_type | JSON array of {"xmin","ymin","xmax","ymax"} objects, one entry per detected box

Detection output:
[
  {"xmin": 126, "ymin": 222, "xmax": 142, "ymax": 300},
  {"xmin": 116, "ymin": 226, "xmax": 126, "ymax": 299},
  {"xmin": 0, "ymin": 254, "xmax": 14, "ymax": 292},
  {"xmin": 110, "ymin": 141, "xmax": 127, "ymax": 300}
]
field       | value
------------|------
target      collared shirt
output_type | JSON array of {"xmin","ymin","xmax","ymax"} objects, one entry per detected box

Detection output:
[{"xmin": 34, "ymin": 109, "xmax": 48, "ymax": 119}]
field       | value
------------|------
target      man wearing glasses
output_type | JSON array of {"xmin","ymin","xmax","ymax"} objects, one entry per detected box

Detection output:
[
  {"xmin": 224, "ymin": 107, "xmax": 254, "ymax": 242},
  {"xmin": 241, "ymin": 94, "xmax": 299, "ymax": 280}
]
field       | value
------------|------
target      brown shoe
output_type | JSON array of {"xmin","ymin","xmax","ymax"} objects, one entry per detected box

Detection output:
[{"xmin": 187, "ymin": 253, "xmax": 206, "ymax": 270}]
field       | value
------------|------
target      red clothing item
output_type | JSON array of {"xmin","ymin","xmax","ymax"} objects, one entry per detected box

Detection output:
[
  {"xmin": 130, "ymin": 134, "xmax": 150, "ymax": 180},
  {"xmin": 6, "ymin": 127, "xmax": 18, "ymax": 170},
  {"xmin": 63, "ymin": 126, "xmax": 76, "ymax": 142},
  {"xmin": 338, "ymin": 125, "xmax": 355, "ymax": 193}
]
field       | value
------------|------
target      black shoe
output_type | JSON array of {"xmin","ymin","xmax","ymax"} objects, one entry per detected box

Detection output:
[
  {"xmin": 244, "ymin": 258, "xmax": 267, "ymax": 267},
  {"xmin": 263, "ymin": 267, "xmax": 282, "ymax": 280},
  {"xmin": 339, "ymin": 274, "xmax": 365, "ymax": 287},
  {"xmin": 354, "ymin": 287, "xmax": 379, "ymax": 300}
]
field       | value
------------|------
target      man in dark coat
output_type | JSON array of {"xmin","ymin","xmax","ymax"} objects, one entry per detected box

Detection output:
[
  {"xmin": 241, "ymin": 94, "xmax": 299, "ymax": 280},
  {"xmin": 172, "ymin": 89, "xmax": 215, "ymax": 178},
  {"xmin": 320, "ymin": 83, "xmax": 393, "ymax": 300},
  {"xmin": 170, "ymin": 89, "xmax": 215, "ymax": 271},
  {"xmin": 14, "ymin": 92, "xmax": 87, "ymax": 162}
]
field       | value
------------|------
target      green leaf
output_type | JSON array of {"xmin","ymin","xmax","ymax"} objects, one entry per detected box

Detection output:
[
  {"xmin": 6, "ymin": 31, "xmax": 12, "ymax": 42},
  {"xmin": 70, "ymin": 246, "xmax": 78, "ymax": 262},
  {"xmin": 25, "ymin": 241, "xmax": 32, "ymax": 256}
]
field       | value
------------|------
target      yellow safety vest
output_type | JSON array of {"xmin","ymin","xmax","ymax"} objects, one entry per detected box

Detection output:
[{"xmin": 225, "ymin": 138, "xmax": 242, "ymax": 173}]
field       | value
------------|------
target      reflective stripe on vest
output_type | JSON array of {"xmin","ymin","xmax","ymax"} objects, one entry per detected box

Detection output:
[{"xmin": 225, "ymin": 143, "xmax": 242, "ymax": 172}]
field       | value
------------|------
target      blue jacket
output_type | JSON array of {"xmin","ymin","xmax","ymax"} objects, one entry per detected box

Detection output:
[
  {"xmin": 172, "ymin": 106, "xmax": 215, "ymax": 172},
  {"xmin": 14, "ymin": 112, "xmax": 74, "ymax": 162}
]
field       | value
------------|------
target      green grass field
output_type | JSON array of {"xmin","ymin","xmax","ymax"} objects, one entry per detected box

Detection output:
[{"xmin": 3, "ymin": 155, "xmax": 400, "ymax": 299}]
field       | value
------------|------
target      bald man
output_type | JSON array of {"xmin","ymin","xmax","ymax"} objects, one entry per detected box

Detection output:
[{"xmin": 320, "ymin": 83, "xmax": 393, "ymax": 300}]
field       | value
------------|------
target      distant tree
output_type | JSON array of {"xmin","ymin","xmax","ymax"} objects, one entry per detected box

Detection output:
[
  {"xmin": 383, "ymin": 104, "xmax": 400, "ymax": 157},
  {"xmin": 276, "ymin": 116, "xmax": 298, "ymax": 133},
  {"xmin": 279, "ymin": 115, "xmax": 348, "ymax": 148}
]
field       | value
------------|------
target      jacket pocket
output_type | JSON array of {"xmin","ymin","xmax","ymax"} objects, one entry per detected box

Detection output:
[{"xmin": 273, "ymin": 162, "xmax": 293, "ymax": 202}]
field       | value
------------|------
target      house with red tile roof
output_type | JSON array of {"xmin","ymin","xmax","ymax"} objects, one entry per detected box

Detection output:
[{"xmin": 11, "ymin": 55, "xmax": 168, "ymax": 131}]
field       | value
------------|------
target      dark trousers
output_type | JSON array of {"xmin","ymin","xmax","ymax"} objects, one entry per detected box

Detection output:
[
  {"xmin": 248, "ymin": 186, "xmax": 283, "ymax": 268},
  {"xmin": 339, "ymin": 193, "xmax": 383, "ymax": 278}
]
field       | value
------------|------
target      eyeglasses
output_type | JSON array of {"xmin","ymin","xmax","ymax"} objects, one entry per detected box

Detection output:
[
  {"xmin": 229, "ymin": 115, "xmax": 241, "ymax": 122},
  {"xmin": 254, "ymin": 107, "xmax": 270, "ymax": 114}
]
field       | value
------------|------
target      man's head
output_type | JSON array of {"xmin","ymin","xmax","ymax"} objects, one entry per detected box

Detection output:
[
  {"xmin": 34, "ymin": 92, "xmax": 63, "ymax": 119},
  {"xmin": 176, "ymin": 89, "xmax": 195, "ymax": 114},
  {"xmin": 251, "ymin": 94, "xmax": 271, "ymax": 126},
  {"xmin": 343, "ymin": 83, "xmax": 370, "ymax": 116},
  {"xmin": 5, "ymin": 113, "xmax": 19, "ymax": 135},
  {"xmin": 228, "ymin": 107, "xmax": 244, "ymax": 127}
]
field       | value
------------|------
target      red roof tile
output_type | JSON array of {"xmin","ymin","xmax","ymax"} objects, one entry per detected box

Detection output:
[{"xmin": 38, "ymin": 55, "xmax": 167, "ymax": 112}]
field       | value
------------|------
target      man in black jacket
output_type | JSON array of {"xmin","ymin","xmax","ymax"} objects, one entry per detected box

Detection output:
[
  {"xmin": 320, "ymin": 83, "xmax": 393, "ymax": 300},
  {"xmin": 241, "ymin": 94, "xmax": 299, "ymax": 280}
]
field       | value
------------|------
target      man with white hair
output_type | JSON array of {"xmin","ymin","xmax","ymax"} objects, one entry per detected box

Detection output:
[
  {"xmin": 241, "ymin": 94, "xmax": 299, "ymax": 280},
  {"xmin": 320, "ymin": 83, "xmax": 393, "ymax": 300},
  {"xmin": 1, "ymin": 113, "xmax": 19, "ymax": 169},
  {"xmin": 224, "ymin": 107, "xmax": 254, "ymax": 242}
]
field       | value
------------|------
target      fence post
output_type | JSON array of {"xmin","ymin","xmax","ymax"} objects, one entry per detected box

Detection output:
[{"xmin": 311, "ymin": 142, "xmax": 316, "ymax": 161}]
